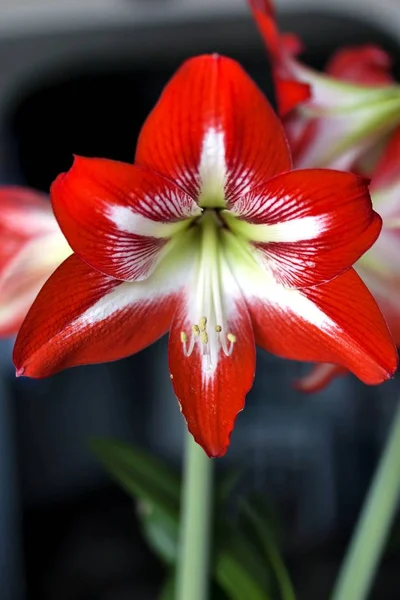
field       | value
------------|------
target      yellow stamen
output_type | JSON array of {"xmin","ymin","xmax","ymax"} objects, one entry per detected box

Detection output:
[
  {"xmin": 199, "ymin": 316, "xmax": 207, "ymax": 331},
  {"xmin": 215, "ymin": 325, "xmax": 222, "ymax": 333},
  {"xmin": 180, "ymin": 331, "xmax": 188, "ymax": 343},
  {"xmin": 192, "ymin": 324, "xmax": 200, "ymax": 336},
  {"xmin": 227, "ymin": 333, "xmax": 236, "ymax": 344}
]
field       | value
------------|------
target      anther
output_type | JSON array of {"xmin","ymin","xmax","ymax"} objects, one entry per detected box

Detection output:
[
  {"xmin": 227, "ymin": 333, "xmax": 236, "ymax": 344},
  {"xmin": 199, "ymin": 316, "xmax": 207, "ymax": 331},
  {"xmin": 201, "ymin": 331, "xmax": 209, "ymax": 344},
  {"xmin": 192, "ymin": 324, "xmax": 200, "ymax": 336},
  {"xmin": 180, "ymin": 331, "xmax": 188, "ymax": 343},
  {"xmin": 215, "ymin": 325, "xmax": 222, "ymax": 333}
]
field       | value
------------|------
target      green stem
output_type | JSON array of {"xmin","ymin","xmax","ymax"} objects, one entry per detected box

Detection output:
[
  {"xmin": 331, "ymin": 400, "xmax": 400, "ymax": 600},
  {"xmin": 176, "ymin": 431, "xmax": 214, "ymax": 600}
]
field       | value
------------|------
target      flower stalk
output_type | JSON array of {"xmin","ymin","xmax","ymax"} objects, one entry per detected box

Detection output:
[
  {"xmin": 332, "ymin": 400, "xmax": 400, "ymax": 600},
  {"xmin": 176, "ymin": 432, "xmax": 214, "ymax": 600}
]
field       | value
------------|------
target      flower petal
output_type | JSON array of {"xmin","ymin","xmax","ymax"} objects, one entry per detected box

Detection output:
[
  {"xmin": 226, "ymin": 169, "xmax": 381, "ymax": 288},
  {"xmin": 356, "ymin": 264, "xmax": 400, "ymax": 347},
  {"xmin": 287, "ymin": 60, "xmax": 400, "ymax": 170},
  {"xmin": 371, "ymin": 126, "xmax": 400, "ymax": 190},
  {"xmin": 13, "ymin": 246, "xmax": 189, "ymax": 377},
  {"xmin": 168, "ymin": 255, "xmax": 255, "ymax": 458},
  {"xmin": 0, "ymin": 233, "xmax": 72, "ymax": 337},
  {"xmin": 247, "ymin": 268, "xmax": 397, "ymax": 384},
  {"xmin": 247, "ymin": 0, "xmax": 280, "ymax": 60},
  {"xmin": 0, "ymin": 186, "xmax": 72, "ymax": 337},
  {"xmin": 51, "ymin": 156, "xmax": 200, "ymax": 281},
  {"xmin": 294, "ymin": 363, "xmax": 347, "ymax": 393},
  {"xmin": 326, "ymin": 45, "xmax": 394, "ymax": 86},
  {"xmin": 247, "ymin": 0, "xmax": 310, "ymax": 116},
  {"xmin": 0, "ymin": 186, "xmax": 56, "ymax": 269},
  {"xmin": 135, "ymin": 54, "xmax": 291, "ymax": 205},
  {"xmin": 276, "ymin": 79, "xmax": 311, "ymax": 117},
  {"xmin": 223, "ymin": 235, "xmax": 397, "ymax": 384}
]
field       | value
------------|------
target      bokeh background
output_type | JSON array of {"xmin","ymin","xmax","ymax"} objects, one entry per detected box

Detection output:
[{"xmin": 1, "ymin": 0, "xmax": 400, "ymax": 598}]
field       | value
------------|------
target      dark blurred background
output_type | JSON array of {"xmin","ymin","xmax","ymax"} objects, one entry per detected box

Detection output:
[{"xmin": 1, "ymin": 0, "xmax": 400, "ymax": 598}]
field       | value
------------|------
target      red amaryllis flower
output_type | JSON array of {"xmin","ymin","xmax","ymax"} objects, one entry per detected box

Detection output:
[
  {"xmin": 297, "ymin": 126, "xmax": 400, "ymax": 393},
  {"xmin": 248, "ymin": 0, "xmax": 400, "ymax": 170},
  {"xmin": 0, "ymin": 187, "xmax": 71, "ymax": 337},
  {"xmin": 13, "ymin": 55, "xmax": 397, "ymax": 457}
]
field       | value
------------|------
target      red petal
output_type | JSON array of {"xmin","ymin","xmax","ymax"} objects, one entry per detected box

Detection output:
[
  {"xmin": 230, "ymin": 169, "xmax": 381, "ymax": 288},
  {"xmin": 245, "ymin": 268, "xmax": 397, "ymax": 385},
  {"xmin": 247, "ymin": 0, "xmax": 310, "ymax": 116},
  {"xmin": 51, "ymin": 157, "xmax": 199, "ymax": 281},
  {"xmin": 276, "ymin": 79, "xmax": 311, "ymax": 117},
  {"xmin": 294, "ymin": 363, "xmax": 347, "ymax": 393},
  {"xmin": 168, "ymin": 265, "xmax": 256, "ymax": 458},
  {"xmin": 280, "ymin": 33, "xmax": 305, "ymax": 57},
  {"xmin": 247, "ymin": 0, "xmax": 280, "ymax": 61},
  {"xmin": 135, "ymin": 54, "xmax": 291, "ymax": 203},
  {"xmin": 371, "ymin": 126, "xmax": 400, "ymax": 189},
  {"xmin": 13, "ymin": 254, "xmax": 178, "ymax": 377},
  {"xmin": 326, "ymin": 45, "xmax": 394, "ymax": 86}
]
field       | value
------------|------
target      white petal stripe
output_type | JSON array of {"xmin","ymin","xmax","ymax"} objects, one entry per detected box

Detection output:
[
  {"xmin": 107, "ymin": 205, "xmax": 193, "ymax": 238},
  {"xmin": 223, "ymin": 211, "xmax": 329, "ymax": 243},
  {"xmin": 198, "ymin": 127, "xmax": 227, "ymax": 208}
]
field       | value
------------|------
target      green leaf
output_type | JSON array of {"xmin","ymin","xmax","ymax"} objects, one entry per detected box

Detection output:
[
  {"xmin": 159, "ymin": 572, "xmax": 175, "ymax": 600},
  {"xmin": 90, "ymin": 437, "xmax": 180, "ymax": 515},
  {"xmin": 241, "ymin": 502, "xmax": 296, "ymax": 600},
  {"xmin": 138, "ymin": 501, "xmax": 179, "ymax": 565},
  {"xmin": 215, "ymin": 527, "xmax": 273, "ymax": 600}
]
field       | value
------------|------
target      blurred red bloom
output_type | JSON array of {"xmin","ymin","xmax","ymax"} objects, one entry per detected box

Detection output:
[
  {"xmin": 0, "ymin": 187, "xmax": 71, "ymax": 337},
  {"xmin": 248, "ymin": 0, "xmax": 400, "ymax": 170},
  {"xmin": 13, "ymin": 55, "xmax": 397, "ymax": 456}
]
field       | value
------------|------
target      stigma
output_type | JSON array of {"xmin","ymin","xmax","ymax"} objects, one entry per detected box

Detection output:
[{"xmin": 180, "ymin": 316, "xmax": 236, "ymax": 367}]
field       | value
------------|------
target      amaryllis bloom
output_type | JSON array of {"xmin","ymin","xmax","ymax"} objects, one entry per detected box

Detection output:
[
  {"xmin": 297, "ymin": 126, "xmax": 400, "ymax": 393},
  {"xmin": 248, "ymin": 0, "xmax": 400, "ymax": 171},
  {"xmin": 13, "ymin": 55, "xmax": 398, "ymax": 457},
  {"xmin": 0, "ymin": 187, "xmax": 71, "ymax": 337}
]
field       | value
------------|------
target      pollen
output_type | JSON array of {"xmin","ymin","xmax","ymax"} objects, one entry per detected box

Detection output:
[
  {"xmin": 199, "ymin": 316, "xmax": 207, "ymax": 331},
  {"xmin": 201, "ymin": 331, "xmax": 208, "ymax": 344},
  {"xmin": 180, "ymin": 318, "xmax": 237, "ymax": 363}
]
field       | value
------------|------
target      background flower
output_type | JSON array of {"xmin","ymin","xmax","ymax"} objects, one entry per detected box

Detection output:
[
  {"xmin": 0, "ymin": 186, "xmax": 71, "ymax": 337},
  {"xmin": 248, "ymin": 0, "xmax": 400, "ymax": 171}
]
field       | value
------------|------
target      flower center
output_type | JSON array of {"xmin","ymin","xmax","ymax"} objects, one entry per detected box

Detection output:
[{"xmin": 179, "ymin": 210, "xmax": 237, "ymax": 369}]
